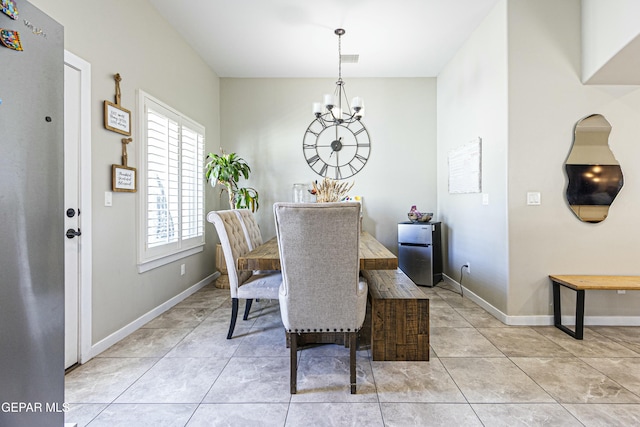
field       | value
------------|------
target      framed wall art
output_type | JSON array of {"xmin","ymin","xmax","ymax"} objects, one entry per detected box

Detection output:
[
  {"xmin": 112, "ymin": 164, "xmax": 136, "ymax": 192},
  {"xmin": 104, "ymin": 100, "xmax": 131, "ymax": 135}
]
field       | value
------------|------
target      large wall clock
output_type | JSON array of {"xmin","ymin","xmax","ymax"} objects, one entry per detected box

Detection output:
[{"xmin": 302, "ymin": 118, "xmax": 371, "ymax": 179}]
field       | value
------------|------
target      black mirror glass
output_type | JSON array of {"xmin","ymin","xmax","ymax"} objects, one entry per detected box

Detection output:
[{"xmin": 565, "ymin": 114, "xmax": 623, "ymax": 223}]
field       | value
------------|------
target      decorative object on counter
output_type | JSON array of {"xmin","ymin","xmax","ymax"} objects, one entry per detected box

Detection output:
[
  {"xmin": 1, "ymin": 0, "xmax": 18, "ymax": 19},
  {"xmin": 205, "ymin": 148, "xmax": 259, "ymax": 212},
  {"xmin": 303, "ymin": 28, "xmax": 371, "ymax": 179},
  {"xmin": 407, "ymin": 205, "xmax": 432, "ymax": 223},
  {"xmin": 292, "ymin": 183, "xmax": 308, "ymax": 203},
  {"xmin": 313, "ymin": 177, "xmax": 354, "ymax": 202},
  {"xmin": 104, "ymin": 73, "xmax": 131, "ymax": 135},
  {"xmin": 0, "ymin": 28, "xmax": 22, "ymax": 51},
  {"xmin": 565, "ymin": 114, "xmax": 623, "ymax": 223}
]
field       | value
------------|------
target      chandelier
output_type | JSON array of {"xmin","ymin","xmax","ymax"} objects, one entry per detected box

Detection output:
[{"xmin": 312, "ymin": 29, "xmax": 364, "ymax": 125}]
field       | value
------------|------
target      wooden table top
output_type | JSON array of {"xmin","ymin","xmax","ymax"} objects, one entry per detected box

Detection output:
[
  {"xmin": 237, "ymin": 231, "xmax": 398, "ymax": 271},
  {"xmin": 549, "ymin": 275, "xmax": 640, "ymax": 290}
]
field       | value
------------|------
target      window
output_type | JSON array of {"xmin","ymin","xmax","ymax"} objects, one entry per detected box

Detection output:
[{"xmin": 138, "ymin": 91, "xmax": 205, "ymax": 272}]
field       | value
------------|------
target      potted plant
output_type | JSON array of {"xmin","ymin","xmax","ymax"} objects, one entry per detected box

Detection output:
[{"xmin": 205, "ymin": 149, "xmax": 259, "ymax": 212}]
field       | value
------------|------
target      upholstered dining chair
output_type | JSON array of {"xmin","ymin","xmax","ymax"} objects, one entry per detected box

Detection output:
[
  {"xmin": 207, "ymin": 210, "xmax": 282, "ymax": 339},
  {"xmin": 273, "ymin": 202, "xmax": 368, "ymax": 394},
  {"xmin": 235, "ymin": 209, "xmax": 264, "ymax": 251}
]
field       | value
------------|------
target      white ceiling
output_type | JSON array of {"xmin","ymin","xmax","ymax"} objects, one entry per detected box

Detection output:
[{"xmin": 149, "ymin": 0, "xmax": 500, "ymax": 78}]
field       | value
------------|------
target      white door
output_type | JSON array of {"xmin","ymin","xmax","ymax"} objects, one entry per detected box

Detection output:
[{"xmin": 64, "ymin": 52, "xmax": 92, "ymax": 369}]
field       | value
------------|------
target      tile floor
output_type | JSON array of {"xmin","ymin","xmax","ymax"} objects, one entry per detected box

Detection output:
[{"xmin": 65, "ymin": 281, "xmax": 640, "ymax": 426}]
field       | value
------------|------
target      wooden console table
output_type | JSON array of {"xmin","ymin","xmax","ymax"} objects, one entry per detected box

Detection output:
[{"xmin": 549, "ymin": 275, "xmax": 640, "ymax": 340}]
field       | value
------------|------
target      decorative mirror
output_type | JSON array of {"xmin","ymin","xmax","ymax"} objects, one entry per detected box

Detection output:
[{"xmin": 565, "ymin": 114, "xmax": 623, "ymax": 223}]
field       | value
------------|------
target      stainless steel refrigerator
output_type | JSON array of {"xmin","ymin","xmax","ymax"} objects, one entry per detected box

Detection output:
[
  {"xmin": 398, "ymin": 221, "xmax": 443, "ymax": 287},
  {"xmin": 0, "ymin": 1, "xmax": 65, "ymax": 426}
]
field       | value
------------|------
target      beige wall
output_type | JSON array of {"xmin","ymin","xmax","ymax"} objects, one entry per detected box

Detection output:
[
  {"xmin": 582, "ymin": 0, "xmax": 640, "ymax": 83},
  {"xmin": 437, "ymin": 0, "xmax": 510, "ymax": 313},
  {"xmin": 31, "ymin": 0, "xmax": 221, "ymax": 343},
  {"xmin": 220, "ymin": 78, "xmax": 437, "ymax": 250},
  {"xmin": 439, "ymin": 0, "xmax": 640, "ymax": 320},
  {"xmin": 508, "ymin": 0, "xmax": 640, "ymax": 317}
]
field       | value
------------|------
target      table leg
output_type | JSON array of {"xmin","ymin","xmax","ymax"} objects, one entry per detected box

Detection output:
[{"xmin": 552, "ymin": 280, "xmax": 584, "ymax": 340}]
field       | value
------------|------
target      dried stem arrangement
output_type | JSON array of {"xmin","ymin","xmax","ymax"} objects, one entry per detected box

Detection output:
[{"xmin": 312, "ymin": 178, "xmax": 354, "ymax": 202}]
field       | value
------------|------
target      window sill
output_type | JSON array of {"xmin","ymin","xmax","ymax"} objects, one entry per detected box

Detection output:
[{"xmin": 138, "ymin": 245, "xmax": 204, "ymax": 273}]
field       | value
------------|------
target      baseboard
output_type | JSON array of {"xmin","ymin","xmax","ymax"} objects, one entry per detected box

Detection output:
[
  {"xmin": 442, "ymin": 274, "xmax": 640, "ymax": 327},
  {"xmin": 83, "ymin": 272, "xmax": 219, "ymax": 362}
]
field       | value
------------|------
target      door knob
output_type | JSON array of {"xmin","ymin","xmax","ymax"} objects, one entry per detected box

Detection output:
[{"xmin": 66, "ymin": 228, "xmax": 82, "ymax": 239}]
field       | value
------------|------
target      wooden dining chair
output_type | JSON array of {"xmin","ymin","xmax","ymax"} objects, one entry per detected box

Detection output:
[
  {"xmin": 207, "ymin": 210, "xmax": 282, "ymax": 339},
  {"xmin": 273, "ymin": 202, "xmax": 368, "ymax": 394}
]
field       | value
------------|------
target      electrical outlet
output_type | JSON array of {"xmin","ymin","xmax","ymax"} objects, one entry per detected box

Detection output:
[
  {"xmin": 180, "ymin": 264, "xmax": 186, "ymax": 276},
  {"xmin": 465, "ymin": 262, "xmax": 470, "ymax": 274},
  {"xmin": 618, "ymin": 290, "xmax": 626, "ymax": 294}
]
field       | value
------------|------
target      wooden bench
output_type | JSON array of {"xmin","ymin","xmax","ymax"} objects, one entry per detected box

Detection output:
[
  {"xmin": 362, "ymin": 269, "xmax": 429, "ymax": 361},
  {"xmin": 549, "ymin": 275, "xmax": 640, "ymax": 340}
]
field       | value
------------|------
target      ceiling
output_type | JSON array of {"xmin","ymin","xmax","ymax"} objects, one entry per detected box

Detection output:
[{"xmin": 148, "ymin": 0, "xmax": 500, "ymax": 78}]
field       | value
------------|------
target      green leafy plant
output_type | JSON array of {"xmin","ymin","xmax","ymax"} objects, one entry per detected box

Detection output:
[{"xmin": 205, "ymin": 149, "xmax": 259, "ymax": 212}]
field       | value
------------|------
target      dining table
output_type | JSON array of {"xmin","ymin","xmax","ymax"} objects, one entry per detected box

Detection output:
[
  {"xmin": 236, "ymin": 231, "xmax": 398, "ymax": 271},
  {"xmin": 237, "ymin": 231, "xmax": 397, "ymax": 350}
]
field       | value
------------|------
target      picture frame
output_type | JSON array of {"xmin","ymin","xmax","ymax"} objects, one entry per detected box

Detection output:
[
  {"xmin": 104, "ymin": 100, "xmax": 131, "ymax": 135},
  {"xmin": 112, "ymin": 164, "xmax": 137, "ymax": 192}
]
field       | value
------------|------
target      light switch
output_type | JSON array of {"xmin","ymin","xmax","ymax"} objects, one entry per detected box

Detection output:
[
  {"xmin": 105, "ymin": 191, "xmax": 113, "ymax": 207},
  {"xmin": 527, "ymin": 192, "xmax": 541, "ymax": 205}
]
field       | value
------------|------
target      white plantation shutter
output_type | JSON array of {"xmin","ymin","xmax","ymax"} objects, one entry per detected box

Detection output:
[
  {"xmin": 146, "ymin": 108, "xmax": 179, "ymax": 248},
  {"xmin": 138, "ymin": 91, "xmax": 205, "ymax": 268},
  {"xmin": 180, "ymin": 124, "xmax": 204, "ymax": 240}
]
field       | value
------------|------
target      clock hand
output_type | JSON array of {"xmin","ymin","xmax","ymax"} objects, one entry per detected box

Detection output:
[{"xmin": 329, "ymin": 137, "xmax": 343, "ymax": 158}]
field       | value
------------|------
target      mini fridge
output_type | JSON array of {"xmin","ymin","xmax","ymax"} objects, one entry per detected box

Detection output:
[{"xmin": 398, "ymin": 221, "xmax": 443, "ymax": 287}]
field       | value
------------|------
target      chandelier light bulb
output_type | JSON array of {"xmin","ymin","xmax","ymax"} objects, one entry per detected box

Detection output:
[
  {"xmin": 332, "ymin": 106, "xmax": 342, "ymax": 122},
  {"xmin": 324, "ymin": 94, "xmax": 335, "ymax": 109}
]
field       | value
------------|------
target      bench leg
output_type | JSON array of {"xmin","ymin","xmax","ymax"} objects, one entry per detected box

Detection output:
[
  {"xmin": 553, "ymin": 282, "xmax": 562, "ymax": 328},
  {"xmin": 575, "ymin": 290, "xmax": 585, "ymax": 340},
  {"xmin": 552, "ymin": 280, "xmax": 585, "ymax": 340}
]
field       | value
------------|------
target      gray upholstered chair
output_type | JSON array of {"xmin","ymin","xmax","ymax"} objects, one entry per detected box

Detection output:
[
  {"xmin": 273, "ymin": 202, "xmax": 368, "ymax": 394},
  {"xmin": 235, "ymin": 209, "xmax": 264, "ymax": 251},
  {"xmin": 207, "ymin": 210, "xmax": 281, "ymax": 339}
]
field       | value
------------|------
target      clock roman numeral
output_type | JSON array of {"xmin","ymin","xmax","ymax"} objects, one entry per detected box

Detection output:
[
  {"xmin": 349, "ymin": 163, "xmax": 359, "ymax": 174},
  {"xmin": 335, "ymin": 167, "xmax": 342, "ymax": 180},
  {"xmin": 306, "ymin": 129, "xmax": 320, "ymax": 137},
  {"xmin": 319, "ymin": 163, "xmax": 328, "ymax": 176},
  {"xmin": 303, "ymin": 143, "xmax": 316, "ymax": 150},
  {"xmin": 307, "ymin": 154, "xmax": 320, "ymax": 166},
  {"xmin": 355, "ymin": 154, "xmax": 368, "ymax": 164}
]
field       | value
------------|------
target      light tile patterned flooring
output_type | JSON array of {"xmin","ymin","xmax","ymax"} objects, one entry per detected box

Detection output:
[{"xmin": 65, "ymin": 282, "xmax": 640, "ymax": 426}]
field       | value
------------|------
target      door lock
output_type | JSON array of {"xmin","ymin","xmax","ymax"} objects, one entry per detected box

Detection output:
[
  {"xmin": 66, "ymin": 228, "xmax": 82, "ymax": 239},
  {"xmin": 66, "ymin": 208, "xmax": 81, "ymax": 217}
]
